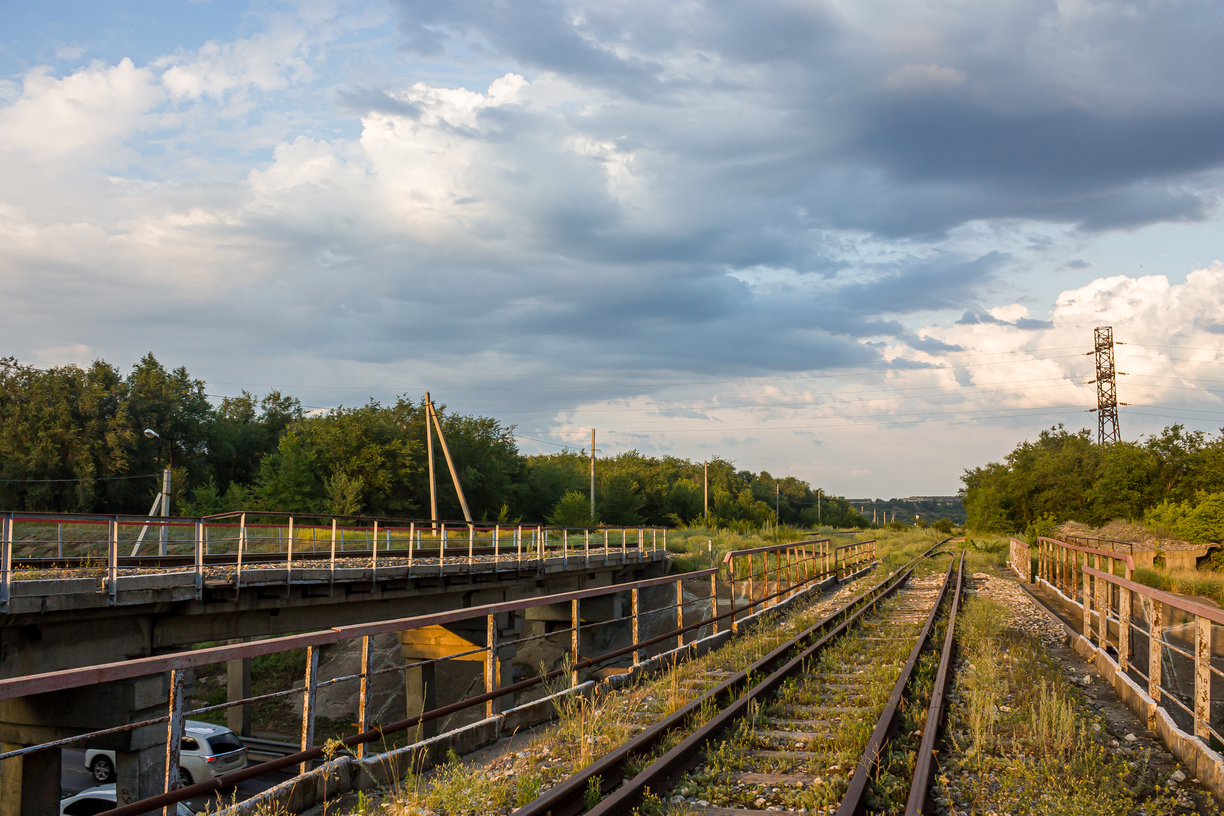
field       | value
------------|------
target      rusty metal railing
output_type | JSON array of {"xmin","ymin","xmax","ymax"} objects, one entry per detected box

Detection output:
[
  {"xmin": 0, "ymin": 533, "xmax": 877, "ymax": 816},
  {"xmin": 0, "ymin": 509, "xmax": 666, "ymax": 610},
  {"xmin": 1024, "ymin": 535, "xmax": 1223, "ymax": 754}
]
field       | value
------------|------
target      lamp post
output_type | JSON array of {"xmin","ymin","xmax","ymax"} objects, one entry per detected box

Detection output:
[{"xmin": 144, "ymin": 429, "xmax": 172, "ymax": 556}]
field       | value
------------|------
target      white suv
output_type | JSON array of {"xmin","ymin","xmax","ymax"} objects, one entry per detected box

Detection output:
[{"xmin": 84, "ymin": 720, "xmax": 248, "ymax": 788}]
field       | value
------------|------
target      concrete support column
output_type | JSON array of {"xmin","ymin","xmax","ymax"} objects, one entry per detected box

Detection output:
[
  {"xmin": 227, "ymin": 656, "xmax": 252, "ymax": 736},
  {"xmin": 0, "ymin": 744, "xmax": 61, "ymax": 816},
  {"xmin": 405, "ymin": 661, "xmax": 437, "ymax": 741}
]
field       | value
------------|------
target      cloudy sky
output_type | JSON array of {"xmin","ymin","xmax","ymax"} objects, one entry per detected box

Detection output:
[{"xmin": 3, "ymin": 0, "xmax": 1224, "ymax": 497}]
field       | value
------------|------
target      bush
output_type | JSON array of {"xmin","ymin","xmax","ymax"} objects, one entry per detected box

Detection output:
[
  {"xmin": 932, "ymin": 517, "xmax": 954, "ymax": 534},
  {"xmin": 1144, "ymin": 491, "xmax": 1224, "ymax": 544},
  {"xmin": 548, "ymin": 491, "xmax": 596, "ymax": 527}
]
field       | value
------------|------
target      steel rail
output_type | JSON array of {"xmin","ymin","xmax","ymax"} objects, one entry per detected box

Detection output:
[
  {"xmin": 100, "ymin": 559, "xmax": 851, "ymax": 816},
  {"xmin": 514, "ymin": 561, "xmax": 905, "ymax": 816},
  {"xmin": 547, "ymin": 542, "xmax": 948, "ymax": 816},
  {"xmin": 904, "ymin": 550, "xmax": 965, "ymax": 815},
  {"xmin": 837, "ymin": 554, "xmax": 958, "ymax": 815}
]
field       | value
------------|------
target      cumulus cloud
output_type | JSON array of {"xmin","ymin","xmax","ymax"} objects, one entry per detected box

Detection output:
[{"xmin": 2, "ymin": 0, "xmax": 1224, "ymax": 495}]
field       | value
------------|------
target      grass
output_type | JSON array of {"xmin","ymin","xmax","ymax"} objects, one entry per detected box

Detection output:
[
  {"xmin": 372, "ymin": 564, "xmax": 899, "ymax": 816},
  {"xmin": 1131, "ymin": 566, "xmax": 1224, "ymax": 606},
  {"xmin": 935, "ymin": 594, "xmax": 1207, "ymax": 815}
]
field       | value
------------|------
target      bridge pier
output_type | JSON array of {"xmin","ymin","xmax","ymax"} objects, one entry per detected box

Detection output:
[
  {"xmin": 0, "ymin": 743, "xmax": 60, "ymax": 816},
  {"xmin": 398, "ymin": 613, "xmax": 520, "ymax": 740},
  {"xmin": 0, "ymin": 674, "xmax": 177, "ymax": 811},
  {"xmin": 227, "ymin": 652, "xmax": 252, "ymax": 737}
]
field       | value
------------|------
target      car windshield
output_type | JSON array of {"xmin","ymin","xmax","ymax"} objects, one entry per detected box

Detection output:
[{"xmin": 205, "ymin": 733, "xmax": 244, "ymax": 755}]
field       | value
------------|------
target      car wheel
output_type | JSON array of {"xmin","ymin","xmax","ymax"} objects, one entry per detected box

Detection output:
[
  {"xmin": 91, "ymin": 756, "xmax": 115, "ymax": 783},
  {"xmin": 177, "ymin": 767, "xmax": 193, "ymax": 788}
]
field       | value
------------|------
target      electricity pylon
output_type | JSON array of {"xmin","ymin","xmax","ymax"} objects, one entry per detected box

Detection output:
[{"xmin": 1088, "ymin": 326, "xmax": 1122, "ymax": 445}]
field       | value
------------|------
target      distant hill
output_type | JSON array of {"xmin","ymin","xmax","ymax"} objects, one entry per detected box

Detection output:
[{"xmin": 843, "ymin": 496, "xmax": 965, "ymax": 526}]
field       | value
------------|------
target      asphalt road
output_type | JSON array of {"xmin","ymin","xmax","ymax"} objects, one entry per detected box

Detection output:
[{"xmin": 62, "ymin": 749, "xmax": 296, "ymax": 812}]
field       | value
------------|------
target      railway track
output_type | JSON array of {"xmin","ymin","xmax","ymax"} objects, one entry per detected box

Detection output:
[{"xmin": 514, "ymin": 544, "xmax": 964, "ymax": 816}]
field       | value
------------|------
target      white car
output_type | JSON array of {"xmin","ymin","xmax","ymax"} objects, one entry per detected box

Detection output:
[
  {"xmin": 60, "ymin": 784, "xmax": 195, "ymax": 816},
  {"xmin": 84, "ymin": 720, "xmax": 248, "ymax": 788}
]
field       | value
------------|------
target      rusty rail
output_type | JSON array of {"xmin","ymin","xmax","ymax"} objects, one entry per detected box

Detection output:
[
  {"xmin": 4, "ymin": 529, "xmax": 860, "ymax": 816},
  {"xmin": 578, "ymin": 541, "xmax": 943, "ymax": 816}
]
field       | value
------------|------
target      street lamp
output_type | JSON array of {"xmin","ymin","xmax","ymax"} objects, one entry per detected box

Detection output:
[{"xmin": 144, "ymin": 428, "xmax": 173, "ymax": 556}]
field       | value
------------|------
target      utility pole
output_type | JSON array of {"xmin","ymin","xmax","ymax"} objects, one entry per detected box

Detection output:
[
  {"xmin": 775, "ymin": 483, "xmax": 779, "ymax": 524},
  {"xmin": 1088, "ymin": 326, "xmax": 1123, "ymax": 445},
  {"xmin": 703, "ymin": 461, "xmax": 709, "ymax": 524},
  {"xmin": 428, "ymin": 397, "xmax": 472, "ymax": 522},
  {"xmin": 817, "ymin": 488, "xmax": 821, "ymax": 525},
  {"xmin": 590, "ymin": 428, "xmax": 596, "ymax": 522},
  {"xmin": 425, "ymin": 392, "xmax": 437, "ymax": 530}
]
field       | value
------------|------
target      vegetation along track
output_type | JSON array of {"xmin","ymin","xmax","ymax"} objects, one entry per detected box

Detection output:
[{"xmin": 514, "ymin": 540, "xmax": 963, "ymax": 816}]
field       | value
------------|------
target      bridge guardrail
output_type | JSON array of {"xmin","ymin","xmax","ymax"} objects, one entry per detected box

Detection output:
[
  {"xmin": 0, "ymin": 532, "xmax": 873, "ymax": 816},
  {"xmin": 0, "ymin": 510, "xmax": 667, "ymax": 609},
  {"xmin": 1029, "ymin": 535, "xmax": 1224, "ymax": 787}
]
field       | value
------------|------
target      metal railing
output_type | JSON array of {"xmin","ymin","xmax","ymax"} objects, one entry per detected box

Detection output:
[
  {"xmin": 0, "ymin": 510, "xmax": 667, "ymax": 608},
  {"xmin": 0, "ymin": 533, "xmax": 877, "ymax": 816},
  {"xmin": 1015, "ymin": 535, "xmax": 1222, "ymax": 750}
]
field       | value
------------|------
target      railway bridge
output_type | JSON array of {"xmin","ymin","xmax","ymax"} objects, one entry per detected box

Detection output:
[{"xmin": 0, "ymin": 510, "xmax": 670, "ymax": 815}]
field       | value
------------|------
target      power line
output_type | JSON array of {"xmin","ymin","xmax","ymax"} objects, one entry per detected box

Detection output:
[{"xmin": 0, "ymin": 472, "xmax": 161, "ymax": 484}]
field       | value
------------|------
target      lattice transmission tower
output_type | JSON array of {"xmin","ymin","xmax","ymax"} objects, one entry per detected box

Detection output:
[{"xmin": 1088, "ymin": 326, "xmax": 1122, "ymax": 445}]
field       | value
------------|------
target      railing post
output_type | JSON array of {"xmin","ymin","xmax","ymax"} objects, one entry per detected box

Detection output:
[
  {"xmin": 604, "ymin": 528, "xmax": 609, "ymax": 566},
  {"xmin": 747, "ymin": 553, "xmax": 754, "ymax": 606},
  {"xmin": 441, "ymin": 524, "xmax": 448, "ymax": 574},
  {"xmin": 106, "ymin": 516, "xmax": 118, "ymax": 605},
  {"xmin": 675, "ymin": 578, "xmax": 684, "ymax": 651},
  {"xmin": 621, "ymin": 529, "xmax": 627, "ymax": 562},
  {"xmin": 1196, "ymin": 615, "xmax": 1212, "ymax": 741},
  {"xmin": 516, "ymin": 525, "xmax": 522, "ymax": 566},
  {"xmin": 468, "ymin": 523, "xmax": 474, "ymax": 567},
  {"xmin": 729, "ymin": 555, "xmax": 738, "ymax": 633},
  {"xmin": 563, "ymin": 528, "xmax": 568, "ymax": 563},
  {"xmin": 571, "ymin": 599, "xmax": 580, "ymax": 687},
  {"xmin": 1119, "ymin": 582, "xmax": 1132, "ymax": 671},
  {"xmin": 632, "ymin": 588, "xmax": 640, "ymax": 666},
  {"xmin": 584, "ymin": 529, "xmax": 590, "ymax": 568},
  {"xmin": 1095, "ymin": 554, "xmax": 1107, "ymax": 646},
  {"xmin": 409, "ymin": 521, "xmax": 415, "ymax": 569},
  {"xmin": 286, "ymin": 516, "xmax": 294, "ymax": 592},
  {"xmin": 638, "ymin": 528, "xmax": 643, "ymax": 558},
  {"xmin": 194, "ymin": 520, "xmax": 204, "ymax": 601},
  {"xmin": 1149, "ymin": 600, "xmax": 1163, "ymax": 703},
  {"xmin": 330, "ymin": 518, "xmax": 337, "ymax": 585},
  {"xmin": 494, "ymin": 524, "xmax": 500, "ymax": 563},
  {"xmin": 710, "ymin": 541, "xmax": 718, "ymax": 636},
  {"xmin": 1081, "ymin": 554, "xmax": 1092, "ymax": 642},
  {"xmin": 236, "ymin": 513, "xmax": 246, "ymax": 593},
  {"xmin": 486, "ymin": 613, "xmax": 498, "ymax": 719},
  {"xmin": 300, "ymin": 645, "xmax": 319, "ymax": 774},
  {"xmin": 163, "ymin": 668, "xmax": 185, "ymax": 810},
  {"xmin": 357, "ymin": 636, "xmax": 372, "ymax": 759},
  {"xmin": 372, "ymin": 519, "xmax": 379, "ymax": 581}
]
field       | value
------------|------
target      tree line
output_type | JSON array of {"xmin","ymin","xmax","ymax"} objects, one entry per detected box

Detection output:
[
  {"xmin": 0, "ymin": 355, "xmax": 865, "ymax": 528},
  {"xmin": 961, "ymin": 423, "xmax": 1224, "ymax": 542}
]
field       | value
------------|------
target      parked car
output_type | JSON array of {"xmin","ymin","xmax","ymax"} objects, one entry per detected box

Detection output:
[
  {"xmin": 60, "ymin": 784, "xmax": 195, "ymax": 816},
  {"xmin": 84, "ymin": 720, "xmax": 248, "ymax": 787}
]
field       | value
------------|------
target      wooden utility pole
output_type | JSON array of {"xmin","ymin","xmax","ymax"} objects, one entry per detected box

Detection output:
[
  {"xmin": 703, "ymin": 461, "xmax": 709, "ymax": 523},
  {"xmin": 590, "ymin": 428, "xmax": 596, "ymax": 522},
  {"xmin": 425, "ymin": 392, "xmax": 437, "ymax": 530},
  {"xmin": 428, "ymin": 398, "xmax": 472, "ymax": 523}
]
